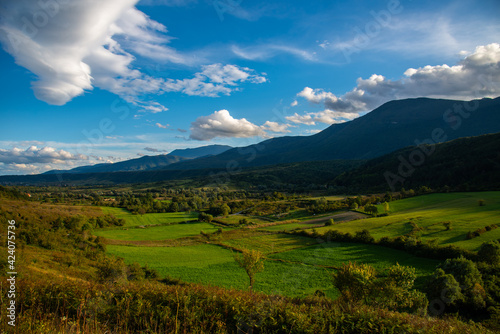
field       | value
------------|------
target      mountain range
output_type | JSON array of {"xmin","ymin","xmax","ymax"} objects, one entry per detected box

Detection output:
[
  {"xmin": 43, "ymin": 144, "xmax": 233, "ymax": 174},
  {"xmin": 163, "ymin": 97, "xmax": 500, "ymax": 170},
  {"xmin": 2, "ymin": 96, "xmax": 499, "ymax": 186}
]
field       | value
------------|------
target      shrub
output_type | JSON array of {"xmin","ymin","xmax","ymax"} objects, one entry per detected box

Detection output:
[{"xmin": 478, "ymin": 241, "xmax": 500, "ymax": 265}]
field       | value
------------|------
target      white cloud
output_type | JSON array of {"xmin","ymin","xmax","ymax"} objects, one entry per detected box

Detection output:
[
  {"xmin": 295, "ymin": 43, "xmax": 500, "ymax": 118},
  {"xmin": 0, "ymin": 1, "xmax": 264, "ymax": 111},
  {"xmin": 286, "ymin": 113, "xmax": 315, "ymax": 126},
  {"xmin": 164, "ymin": 64, "xmax": 266, "ymax": 97},
  {"xmin": 190, "ymin": 110, "xmax": 266, "ymax": 141},
  {"xmin": 261, "ymin": 121, "xmax": 292, "ymax": 133},
  {"xmin": 0, "ymin": 146, "xmax": 88, "ymax": 165},
  {"xmin": 139, "ymin": 102, "xmax": 168, "ymax": 113},
  {"xmin": 231, "ymin": 44, "xmax": 316, "ymax": 62},
  {"xmin": 290, "ymin": 100, "xmax": 298, "ymax": 107},
  {"xmin": 286, "ymin": 110, "xmax": 358, "ymax": 126},
  {"xmin": 329, "ymin": 10, "xmax": 500, "ymax": 60}
]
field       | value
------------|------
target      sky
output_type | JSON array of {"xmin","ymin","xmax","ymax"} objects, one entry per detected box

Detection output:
[{"xmin": 0, "ymin": 0, "xmax": 499, "ymax": 175}]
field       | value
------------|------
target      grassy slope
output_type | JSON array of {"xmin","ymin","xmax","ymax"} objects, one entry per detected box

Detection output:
[
  {"xmin": 100, "ymin": 207, "xmax": 198, "ymax": 226},
  {"xmin": 315, "ymin": 192, "xmax": 500, "ymax": 250},
  {"xmin": 93, "ymin": 222, "xmax": 224, "ymax": 241}
]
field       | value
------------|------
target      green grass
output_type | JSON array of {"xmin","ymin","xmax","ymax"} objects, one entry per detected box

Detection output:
[
  {"xmin": 100, "ymin": 207, "xmax": 198, "ymax": 227},
  {"xmin": 314, "ymin": 192, "xmax": 500, "ymax": 250},
  {"xmin": 93, "ymin": 222, "xmax": 223, "ymax": 241},
  {"xmin": 106, "ymin": 243, "xmax": 338, "ymax": 298},
  {"xmin": 221, "ymin": 233, "xmax": 317, "ymax": 254},
  {"xmin": 269, "ymin": 242, "xmax": 439, "ymax": 287}
]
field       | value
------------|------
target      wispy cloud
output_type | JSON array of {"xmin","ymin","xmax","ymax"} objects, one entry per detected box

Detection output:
[{"xmin": 0, "ymin": 1, "xmax": 265, "ymax": 112}]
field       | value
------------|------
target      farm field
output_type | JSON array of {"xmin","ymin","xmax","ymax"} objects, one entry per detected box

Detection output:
[
  {"xmin": 215, "ymin": 214, "xmax": 271, "ymax": 226},
  {"xmin": 314, "ymin": 192, "xmax": 500, "ymax": 250},
  {"xmin": 93, "ymin": 221, "xmax": 224, "ymax": 241},
  {"xmin": 100, "ymin": 207, "xmax": 198, "ymax": 227},
  {"xmin": 106, "ymin": 242, "xmax": 396, "ymax": 298},
  {"xmin": 260, "ymin": 211, "xmax": 366, "ymax": 231},
  {"xmin": 220, "ymin": 233, "xmax": 318, "ymax": 254},
  {"xmin": 268, "ymin": 242, "xmax": 440, "ymax": 288},
  {"xmin": 106, "ymin": 239, "xmax": 439, "ymax": 297}
]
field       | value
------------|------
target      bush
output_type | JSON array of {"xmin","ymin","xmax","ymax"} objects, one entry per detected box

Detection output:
[
  {"xmin": 96, "ymin": 257, "xmax": 127, "ymax": 283},
  {"xmin": 478, "ymin": 241, "xmax": 500, "ymax": 265}
]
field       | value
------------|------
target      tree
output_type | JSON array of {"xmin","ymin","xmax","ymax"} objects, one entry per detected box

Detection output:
[
  {"xmin": 383, "ymin": 202, "xmax": 390, "ymax": 213},
  {"xmin": 234, "ymin": 249, "xmax": 264, "ymax": 290},
  {"xmin": 325, "ymin": 219, "xmax": 334, "ymax": 226},
  {"xmin": 364, "ymin": 205, "xmax": 378, "ymax": 215},
  {"xmin": 332, "ymin": 262, "xmax": 376, "ymax": 304},
  {"xmin": 438, "ymin": 256, "xmax": 486, "ymax": 311},
  {"xmin": 220, "ymin": 203, "xmax": 231, "ymax": 217},
  {"xmin": 478, "ymin": 241, "xmax": 500, "ymax": 265},
  {"xmin": 425, "ymin": 268, "xmax": 464, "ymax": 312}
]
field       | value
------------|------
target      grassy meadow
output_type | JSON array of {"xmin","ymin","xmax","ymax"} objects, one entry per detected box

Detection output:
[
  {"xmin": 93, "ymin": 221, "xmax": 225, "ymax": 240},
  {"xmin": 100, "ymin": 206, "xmax": 198, "ymax": 226},
  {"xmin": 94, "ymin": 192, "xmax": 500, "ymax": 299},
  {"xmin": 314, "ymin": 192, "xmax": 500, "ymax": 250}
]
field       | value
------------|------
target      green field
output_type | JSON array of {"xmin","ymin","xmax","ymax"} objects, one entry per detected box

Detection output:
[
  {"xmin": 221, "ymin": 233, "xmax": 317, "ymax": 254},
  {"xmin": 107, "ymin": 243, "xmax": 339, "ymax": 297},
  {"xmin": 106, "ymin": 236, "xmax": 439, "ymax": 297},
  {"xmin": 100, "ymin": 207, "xmax": 198, "ymax": 227},
  {"xmin": 269, "ymin": 242, "xmax": 439, "ymax": 288},
  {"xmin": 314, "ymin": 192, "xmax": 500, "ymax": 250},
  {"xmin": 99, "ymin": 192, "xmax": 500, "ymax": 299},
  {"xmin": 93, "ymin": 222, "xmax": 223, "ymax": 241}
]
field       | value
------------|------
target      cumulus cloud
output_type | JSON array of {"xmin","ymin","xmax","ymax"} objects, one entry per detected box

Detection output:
[
  {"xmin": 164, "ymin": 64, "xmax": 266, "ymax": 97},
  {"xmin": 261, "ymin": 121, "xmax": 292, "ymax": 133},
  {"xmin": 0, "ymin": 1, "xmax": 265, "ymax": 110},
  {"xmin": 285, "ymin": 113, "xmax": 315, "ymax": 126},
  {"xmin": 286, "ymin": 109, "xmax": 358, "ymax": 126},
  {"xmin": 190, "ymin": 110, "xmax": 266, "ymax": 141},
  {"xmin": 0, "ymin": 146, "xmax": 88, "ymax": 165},
  {"xmin": 294, "ymin": 43, "xmax": 500, "ymax": 123}
]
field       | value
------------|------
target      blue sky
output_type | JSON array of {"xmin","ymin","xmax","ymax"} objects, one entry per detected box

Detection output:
[{"xmin": 0, "ymin": 0, "xmax": 499, "ymax": 175}]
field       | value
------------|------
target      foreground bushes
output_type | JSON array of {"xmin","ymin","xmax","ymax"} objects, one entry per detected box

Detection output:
[{"xmin": 1, "ymin": 278, "xmax": 490, "ymax": 334}]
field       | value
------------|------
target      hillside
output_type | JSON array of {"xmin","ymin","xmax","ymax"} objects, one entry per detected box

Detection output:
[
  {"xmin": 332, "ymin": 132, "xmax": 500, "ymax": 193},
  {"xmin": 169, "ymin": 144, "xmax": 233, "ymax": 158},
  {"xmin": 165, "ymin": 97, "xmax": 500, "ymax": 170},
  {"xmin": 44, "ymin": 154, "xmax": 190, "ymax": 174}
]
